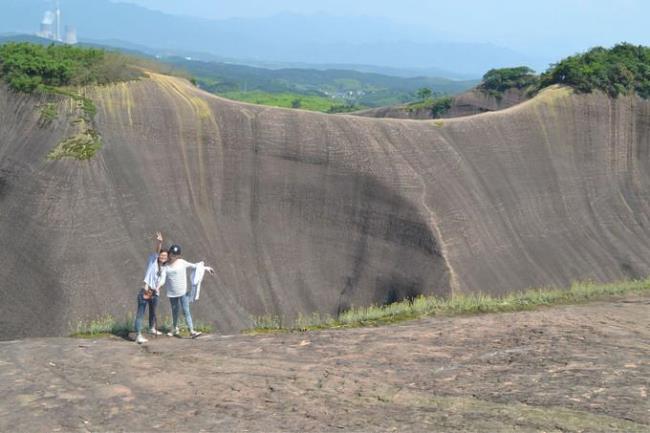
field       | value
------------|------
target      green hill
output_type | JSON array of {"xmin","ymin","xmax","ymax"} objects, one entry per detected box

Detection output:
[{"xmin": 165, "ymin": 58, "xmax": 478, "ymax": 108}]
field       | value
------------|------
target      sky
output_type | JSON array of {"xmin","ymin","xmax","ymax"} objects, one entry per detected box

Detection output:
[{"xmin": 115, "ymin": 0, "xmax": 650, "ymax": 58}]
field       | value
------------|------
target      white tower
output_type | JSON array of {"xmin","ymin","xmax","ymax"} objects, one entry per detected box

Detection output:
[
  {"xmin": 65, "ymin": 26, "xmax": 77, "ymax": 45},
  {"xmin": 55, "ymin": 0, "xmax": 61, "ymax": 41}
]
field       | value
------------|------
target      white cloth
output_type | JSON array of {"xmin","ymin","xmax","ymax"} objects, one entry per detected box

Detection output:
[
  {"xmin": 189, "ymin": 262, "xmax": 206, "ymax": 303},
  {"xmin": 143, "ymin": 253, "xmax": 163, "ymax": 294}
]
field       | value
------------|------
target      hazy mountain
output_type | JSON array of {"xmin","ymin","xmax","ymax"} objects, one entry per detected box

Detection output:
[{"xmin": 1, "ymin": 0, "xmax": 540, "ymax": 77}]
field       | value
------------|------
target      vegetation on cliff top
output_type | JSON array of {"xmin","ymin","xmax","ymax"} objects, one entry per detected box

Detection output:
[
  {"xmin": 0, "ymin": 43, "xmax": 139, "ymax": 160},
  {"xmin": 0, "ymin": 42, "xmax": 143, "ymax": 92},
  {"xmin": 479, "ymin": 66, "xmax": 539, "ymax": 97},
  {"xmin": 407, "ymin": 95, "xmax": 453, "ymax": 118},
  {"xmin": 479, "ymin": 43, "xmax": 650, "ymax": 100},
  {"xmin": 540, "ymin": 43, "xmax": 650, "ymax": 98}
]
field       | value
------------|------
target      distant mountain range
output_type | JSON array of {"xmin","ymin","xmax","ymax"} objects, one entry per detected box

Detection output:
[{"xmin": 1, "ymin": 0, "xmax": 545, "ymax": 78}]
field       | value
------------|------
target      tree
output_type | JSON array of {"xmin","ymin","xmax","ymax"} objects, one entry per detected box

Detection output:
[
  {"xmin": 480, "ymin": 66, "xmax": 538, "ymax": 93},
  {"xmin": 291, "ymin": 98, "xmax": 302, "ymax": 109},
  {"xmin": 538, "ymin": 43, "xmax": 650, "ymax": 98},
  {"xmin": 416, "ymin": 87, "xmax": 433, "ymax": 100}
]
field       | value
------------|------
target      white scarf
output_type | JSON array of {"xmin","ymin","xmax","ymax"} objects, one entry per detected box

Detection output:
[{"xmin": 188, "ymin": 262, "xmax": 206, "ymax": 303}]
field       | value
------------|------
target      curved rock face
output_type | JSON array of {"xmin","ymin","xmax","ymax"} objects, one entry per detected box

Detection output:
[{"xmin": 1, "ymin": 76, "xmax": 650, "ymax": 339}]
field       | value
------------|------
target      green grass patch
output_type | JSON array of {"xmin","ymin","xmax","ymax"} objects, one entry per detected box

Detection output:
[
  {"xmin": 39, "ymin": 87, "xmax": 102, "ymax": 160},
  {"xmin": 38, "ymin": 102, "xmax": 57, "ymax": 123},
  {"xmin": 47, "ymin": 128, "xmax": 102, "ymax": 161},
  {"xmin": 43, "ymin": 86, "xmax": 97, "ymax": 119},
  {"xmin": 246, "ymin": 278, "xmax": 650, "ymax": 333},
  {"xmin": 71, "ymin": 314, "xmax": 214, "ymax": 338},
  {"xmin": 219, "ymin": 90, "xmax": 364, "ymax": 113}
]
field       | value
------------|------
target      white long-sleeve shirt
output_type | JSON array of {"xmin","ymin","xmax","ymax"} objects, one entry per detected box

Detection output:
[
  {"xmin": 143, "ymin": 253, "xmax": 164, "ymax": 294},
  {"xmin": 159, "ymin": 259, "xmax": 198, "ymax": 298}
]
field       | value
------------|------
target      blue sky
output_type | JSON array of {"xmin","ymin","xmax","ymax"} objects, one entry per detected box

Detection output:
[{"xmin": 115, "ymin": 0, "xmax": 649, "ymax": 58}]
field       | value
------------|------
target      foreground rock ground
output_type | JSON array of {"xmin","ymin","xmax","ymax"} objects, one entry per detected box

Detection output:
[{"xmin": 1, "ymin": 295, "xmax": 649, "ymax": 432}]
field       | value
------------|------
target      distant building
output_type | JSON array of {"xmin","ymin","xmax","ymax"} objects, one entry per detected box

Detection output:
[
  {"xmin": 65, "ymin": 25, "xmax": 77, "ymax": 45},
  {"xmin": 36, "ymin": 1, "xmax": 78, "ymax": 44},
  {"xmin": 37, "ymin": 11, "xmax": 55, "ymax": 39}
]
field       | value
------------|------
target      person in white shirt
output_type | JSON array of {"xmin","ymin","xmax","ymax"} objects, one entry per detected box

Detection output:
[
  {"xmin": 158, "ymin": 244, "xmax": 214, "ymax": 338},
  {"xmin": 135, "ymin": 232, "xmax": 168, "ymax": 344}
]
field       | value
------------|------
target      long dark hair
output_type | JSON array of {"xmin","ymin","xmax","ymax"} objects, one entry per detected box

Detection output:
[{"xmin": 156, "ymin": 248, "xmax": 168, "ymax": 278}]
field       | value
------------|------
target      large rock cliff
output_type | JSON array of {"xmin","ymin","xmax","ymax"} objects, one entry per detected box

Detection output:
[{"xmin": 1, "ymin": 74, "xmax": 649, "ymax": 338}]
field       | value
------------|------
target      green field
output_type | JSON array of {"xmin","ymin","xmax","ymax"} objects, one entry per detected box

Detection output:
[{"xmin": 219, "ymin": 90, "xmax": 364, "ymax": 113}]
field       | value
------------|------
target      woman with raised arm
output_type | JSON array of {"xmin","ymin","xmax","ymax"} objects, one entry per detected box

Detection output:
[
  {"xmin": 158, "ymin": 244, "xmax": 214, "ymax": 338},
  {"xmin": 134, "ymin": 232, "xmax": 168, "ymax": 344}
]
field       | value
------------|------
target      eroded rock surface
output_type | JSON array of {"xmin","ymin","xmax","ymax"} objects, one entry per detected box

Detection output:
[{"xmin": 2, "ymin": 75, "xmax": 650, "ymax": 338}]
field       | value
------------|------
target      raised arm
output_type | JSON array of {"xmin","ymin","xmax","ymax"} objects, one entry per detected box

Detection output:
[{"xmin": 153, "ymin": 231, "xmax": 163, "ymax": 254}]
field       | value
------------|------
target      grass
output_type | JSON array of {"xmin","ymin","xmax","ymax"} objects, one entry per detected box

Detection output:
[
  {"xmin": 219, "ymin": 90, "xmax": 364, "ymax": 113},
  {"xmin": 247, "ymin": 278, "xmax": 650, "ymax": 333},
  {"xmin": 71, "ymin": 314, "xmax": 214, "ymax": 339},
  {"xmin": 44, "ymin": 86, "xmax": 97, "ymax": 119},
  {"xmin": 38, "ymin": 102, "xmax": 57, "ymax": 124},
  {"xmin": 40, "ymin": 87, "xmax": 103, "ymax": 160},
  {"xmin": 47, "ymin": 128, "xmax": 102, "ymax": 161}
]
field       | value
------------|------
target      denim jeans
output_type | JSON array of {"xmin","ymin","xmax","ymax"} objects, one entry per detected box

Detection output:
[
  {"xmin": 169, "ymin": 293, "xmax": 193, "ymax": 331},
  {"xmin": 134, "ymin": 290, "xmax": 159, "ymax": 334}
]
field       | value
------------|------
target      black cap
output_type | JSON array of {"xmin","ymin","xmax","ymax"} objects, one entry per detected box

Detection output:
[{"xmin": 168, "ymin": 244, "xmax": 181, "ymax": 255}]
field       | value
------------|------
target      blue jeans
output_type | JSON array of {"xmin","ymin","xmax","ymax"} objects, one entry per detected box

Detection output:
[
  {"xmin": 169, "ymin": 293, "xmax": 194, "ymax": 331},
  {"xmin": 134, "ymin": 290, "xmax": 159, "ymax": 334}
]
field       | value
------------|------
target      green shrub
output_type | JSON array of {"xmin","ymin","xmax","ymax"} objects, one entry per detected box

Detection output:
[
  {"xmin": 480, "ymin": 66, "xmax": 539, "ymax": 94},
  {"xmin": 39, "ymin": 102, "xmax": 57, "ymax": 123},
  {"xmin": 477, "ymin": 44, "xmax": 650, "ymax": 100},
  {"xmin": 408, "ymin": 96, "xmax": 452, "ymax": 118},
  {"xmin": 327, "ymin": 104, "xmax": 361, "ymax": 114},
  {"xmin": 0, "ymin": 42, "xmax": 143, "ymax": 93},
  {"xmin": 47, "ymin": 128, "xmax": 102, "ymax": 161},
  {"xmin": 539, "ymin": 43, "xmax": 650, "ymax": 98}
]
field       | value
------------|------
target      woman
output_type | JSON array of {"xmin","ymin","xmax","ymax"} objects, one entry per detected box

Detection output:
[
  {"xmin": 134, "ymin": 232, "xmax": 167, "ymax": 344},
  {"xmin": 158, "ymin": 243, "xmax": 214, "ymax": 338}
]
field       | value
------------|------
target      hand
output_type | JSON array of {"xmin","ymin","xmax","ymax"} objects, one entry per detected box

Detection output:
[
  {"xmin": 206, "ymin": 267, "xmax": 215, "ymax": 276},
  {"xmin": 154, "ymin": 231, "xmax": 163, "ymax": 242}
]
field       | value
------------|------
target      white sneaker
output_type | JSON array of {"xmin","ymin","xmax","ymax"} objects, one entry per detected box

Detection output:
[
  {"xmin": 190, "ymin": 331, "xmax": 202, "ymax": 339},
  {"xmin": 135, "ymin": 334, "xmax": 148, "ymax": 344},
  {"xmin": 167, "ymin": 327, "xmax": 180, "ymax": 337},
  {"xmin": 149, "ymin": 328, "xmax": 163, "ymax": 336}
]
